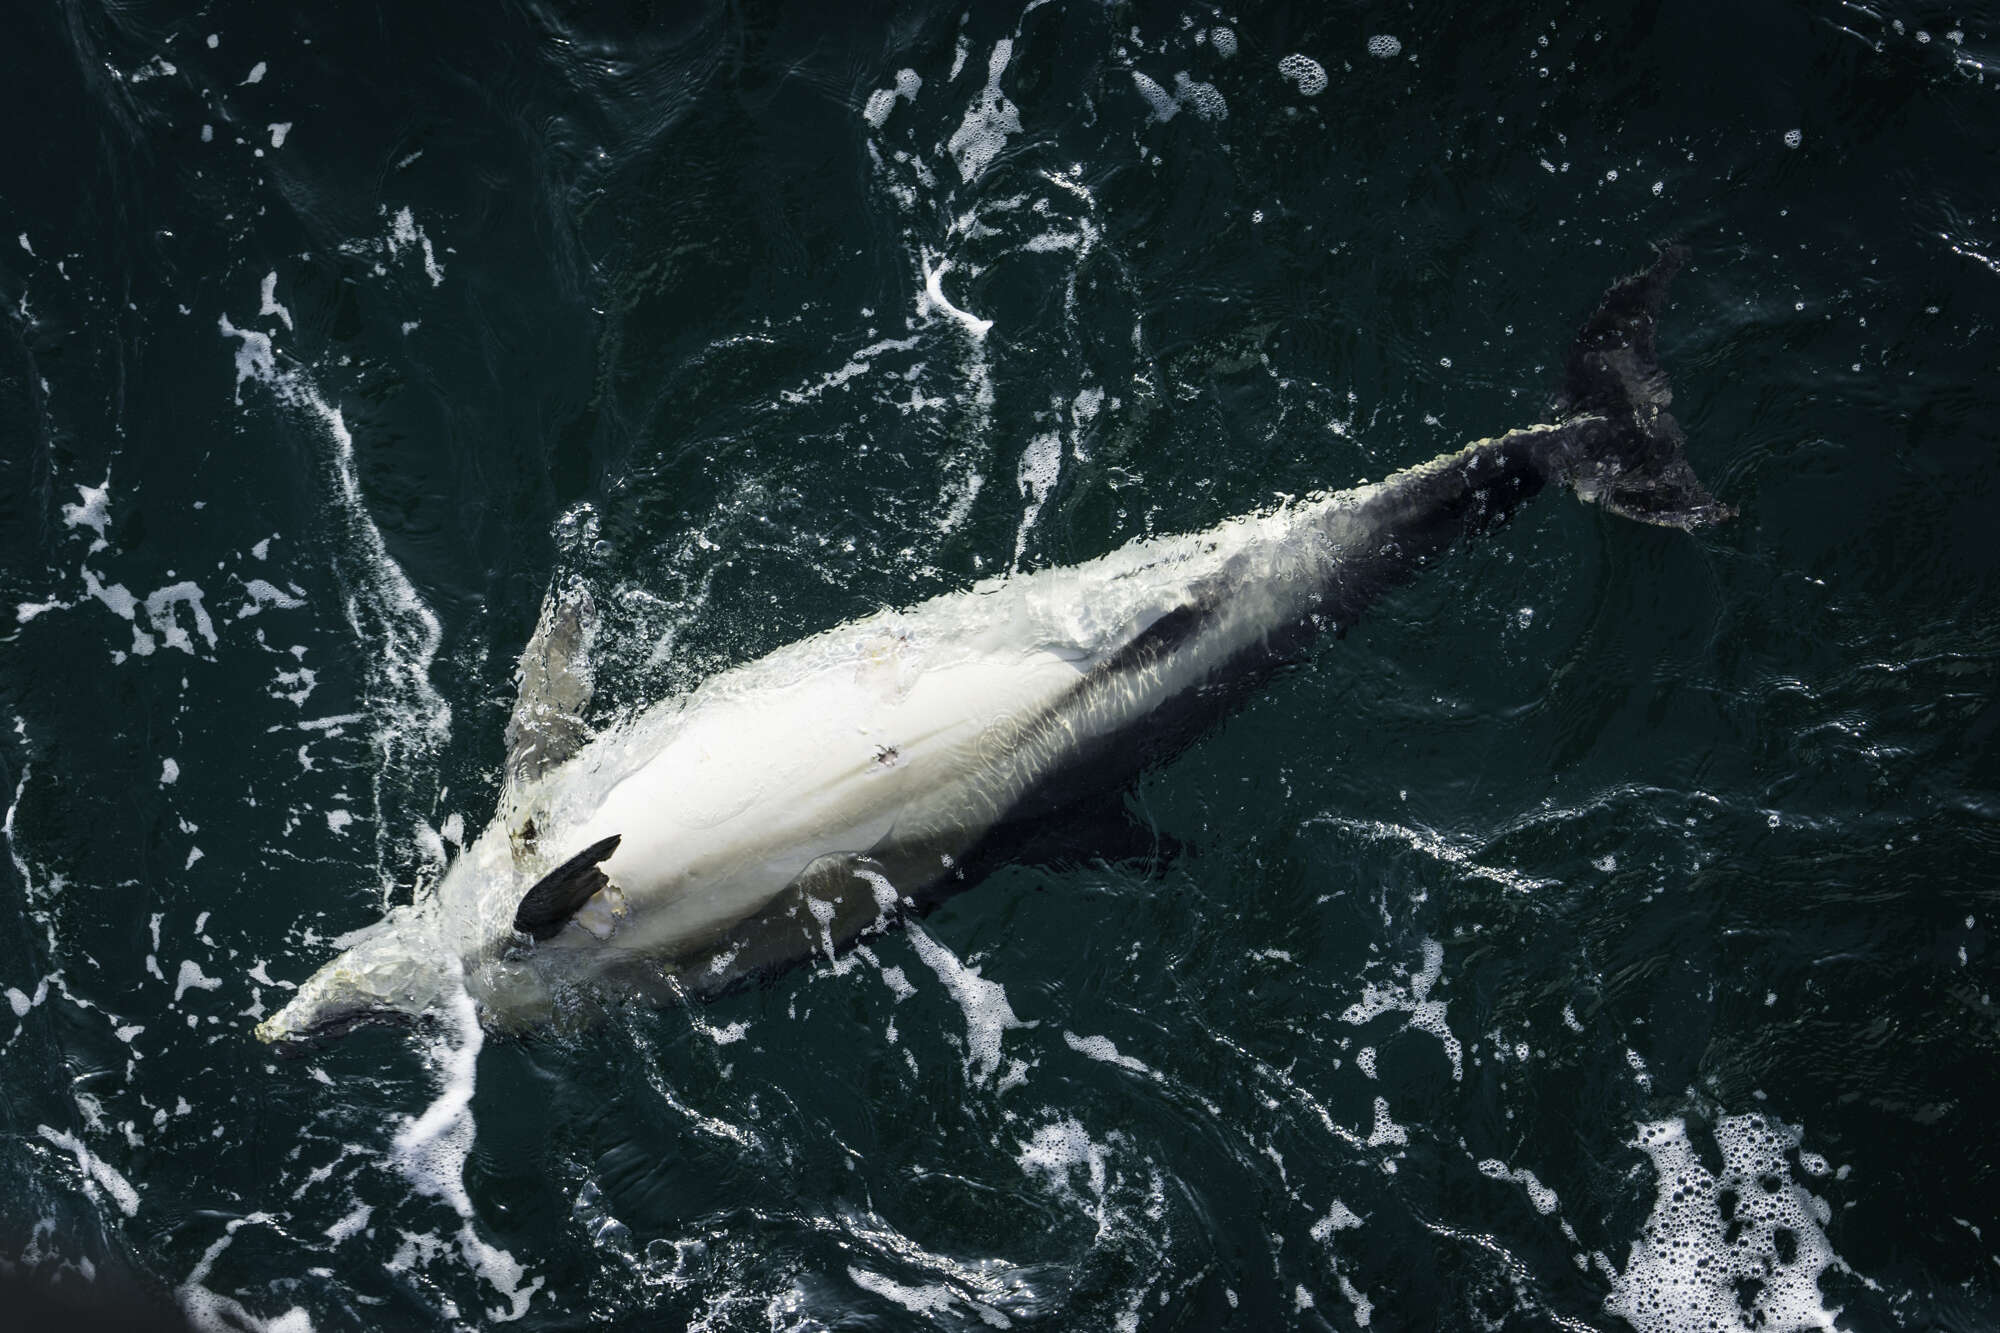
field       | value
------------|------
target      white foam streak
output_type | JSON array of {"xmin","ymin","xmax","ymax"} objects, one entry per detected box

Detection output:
[
  {"xmin": 848, "ymin": 1266, "xmax": 1013, "ymax": 1328},
  {"xmin": 325, "ymin": 1203, "xmax": 373, "ymax": 1243},
  {"xmin": 390, "ymin": 985, "xmax": 479, "ymax": 1199},
  {"xmin": 1062, "ymin": 1030, "xmax": 1150, "ymax": 1075},
  {"xmin": 250, "ymin": 355, "xmax": 450, "ymax": 901},
  {"xmin": 177, "ymin": 1214, "xmax": 315, "ymax": 1333},
  {"xmin": 918, "ymin": 251, "xmax": 992, "ymax": 338},
  {"xmin": 1130, "ymin": 71, "xmax": 1178, "ymax": 122},
  {"xmin": 1311, "ymin": 1200, "xmax": 1363, "ymax": 1241},
  {"xmin": 1309, "ymin": 814, "xmax": 1556, "ymax": 895},
  {"xmin": 173, "ymin": 959, "xmax": 222, "ymax": 1004},
  {"xmin": 143, "ymin": 582, "xmax": 217, "ymax": 655},
  {"xmin": 779, "ymin": 335, "xmax": 923, "ymax": 405},
  {"xmin": 863, "ymin": 68, "xmax": 923, "ymax": 128},
  {"xmin": 1012, "ymin": 430, "xmax": 1062, "ymax": 565},
  {"xmin": 387, "ymin": 207, "xmax": 445, "ymax": 286},
  {"xmin": 259, "ymin": 272, "xmax": 293, "ymax": 331},
  {"xmin": 391, "ymin": 980, "xmax": 543, "ymax": 1321},
  {"xmin": 60, "ymin": 477, "xmax": 112, "ymax": 552},
  {"xmin": 1365, "ymin": 1096, "xmax": 1408, "ymax": 1148},
  {"xmin": 1018, "ymin": 1117, "xmax": 1110, "ymax": 1234},
  {"xmin": 911, "ymin": 245, "xmax": 994, "ymax": 532},
  {"xmin": 218, "ymin": 315, "xmax": 274, "ymax": 401},
  {"xmin": 905, "ymin": 923, "xmax": 1027, "ymax": 1087},
  {"xmin": 1477, "ymin": 1158, "xmax": 1560, "ymax": 1214},
  {"xmin": 36, "ymin": 1125, "xmax": 139, "ymax": 1215},
  {"xmin": 238, "ymin": 578, "xmax": 306, "ymax": 617}
]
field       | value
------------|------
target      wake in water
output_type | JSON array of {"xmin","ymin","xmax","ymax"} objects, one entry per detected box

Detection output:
[{"xmin": 205, "ymin": 262, "xmax": 537, "ymax": 1325}]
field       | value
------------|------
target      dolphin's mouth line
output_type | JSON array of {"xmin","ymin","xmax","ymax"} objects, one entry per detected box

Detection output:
[
  {"xmin": 263, "ymin": 1005, "xmax": 428, "ymax": 1057},
  {"xmin": 266, "ymin": 1000, "xmax": 442, "ymax": 1056}
]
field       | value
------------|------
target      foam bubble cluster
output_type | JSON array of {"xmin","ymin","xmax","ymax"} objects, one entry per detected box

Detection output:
[
  {"xmin": 1173, "ymin": 72, "xmax": 1228, "ymax": 120},
  {"xmin": 863, "ymin": 68, "xmax": 922, "ymax": 129},
  {"xmin": 1338, "ymin": 937, "xmax": 1463, "ymax": 1079},
  {"xmin": 947, "ymin": 41, "xmax": 1021, "ymax": 183},
  {"xmin": 1131, "ymin": 70, "xmax": 1178, "ymax": 122},
  {"xmin": 1013, "ymin": 430, "xmax": 1063, "ymax": 563},
  {"xmin": 1131, "ymin": 70, "xmax": 1227, "ymax": 122},
  {"xmin": 1367, "ymin": 35, "xmax": 1403, "ymax": 60},
  {"xmin": 1606, "ymin": 1115, "xmax": 1846, "ymax": 1333},
  {"xmin": 1277, "ymin": 53, "xmax": 1328, "ymax": 97},
  {"xmin": 1017, "ymin": 1117, "xmax": 1111, "ymax": 1232}
]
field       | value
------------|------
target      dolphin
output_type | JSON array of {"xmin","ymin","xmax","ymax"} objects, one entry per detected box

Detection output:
[{"xmin": 257, "ymin": 247, "xmax": 1729, "ymax": 1046}]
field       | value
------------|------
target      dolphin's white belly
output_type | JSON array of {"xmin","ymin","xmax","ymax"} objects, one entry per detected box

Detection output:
[
  {"xmin": 502, "ymin": 498, "xmax": 1322, "ymax": 977},
  {"xmin": 574, "ymin": 638, "xmax": 1096, "ymax": 957}
]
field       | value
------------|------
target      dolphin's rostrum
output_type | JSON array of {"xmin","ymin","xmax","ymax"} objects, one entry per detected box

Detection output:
[{"xmin": 257, "ymin": 247, "xmax": 1728, "ymax": 1047}]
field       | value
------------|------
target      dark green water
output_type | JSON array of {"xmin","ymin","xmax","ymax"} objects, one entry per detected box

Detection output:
[{"xmin": 3, "ymin": 1, "xmax": 1998, "ymax": 1329}]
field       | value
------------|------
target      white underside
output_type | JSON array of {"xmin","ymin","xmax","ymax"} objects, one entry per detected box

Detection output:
[{"xmin": 437, "ymin": 485, "xmax": 1369, "ymax": 1023}]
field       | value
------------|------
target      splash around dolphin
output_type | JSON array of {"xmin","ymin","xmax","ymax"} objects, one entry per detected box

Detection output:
[{"xmin": 258, "ymin": 247, "xmax": 1730, "ymax": 1047}]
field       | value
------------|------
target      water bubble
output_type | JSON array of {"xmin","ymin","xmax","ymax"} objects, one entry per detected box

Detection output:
[{"xmin": 1782, "ymin": 128, "xmax": 1803, "ymax": 149}]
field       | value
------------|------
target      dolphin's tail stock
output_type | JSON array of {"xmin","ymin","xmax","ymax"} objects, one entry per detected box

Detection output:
[{"xmin": 1553, "ymin": 244, "xmax": 1733, "ymax": 529}]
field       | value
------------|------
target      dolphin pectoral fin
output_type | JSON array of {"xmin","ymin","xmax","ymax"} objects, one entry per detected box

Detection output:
[
  {"xmin": 513, "ymin": 834, "xmax": 622, "ymax": 940},
  {"xmin": 504, "ymin": 582, "xmax": 598, "ymax": 793},
  {"xmin": 1557, "ymin": 245, "xmax": 1733, "ymax": 530}
]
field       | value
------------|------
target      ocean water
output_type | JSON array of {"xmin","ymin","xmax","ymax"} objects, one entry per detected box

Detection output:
[{"xmin": 3, "ymin": 1, "xmax": 1997, "ymax": 1329}]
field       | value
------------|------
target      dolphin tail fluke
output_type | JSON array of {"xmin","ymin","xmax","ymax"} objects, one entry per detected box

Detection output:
[{"xmin": 1557, "ymin": 244, "xmax": 1733, "ymax": 529}]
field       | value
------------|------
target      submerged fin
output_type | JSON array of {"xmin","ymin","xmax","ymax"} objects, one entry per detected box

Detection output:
[
  {"xmin": 977, "ymin": 790, "xmax": 1187, "ymax": 874},
  {"xmin": 1557, "ymin": 244, "xmax": 1734, "ymax": 529},
  {"xmin": 504, "ymin": 583, "xmax": 597, "ymax": 793},
  {"xmin": 514, "ymin": 834, "xmax": 622, "ymax": 940},
  {"xmin": 680, "ymin": 846, "xmax": 946, "ymax": 996}
]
